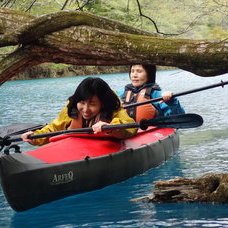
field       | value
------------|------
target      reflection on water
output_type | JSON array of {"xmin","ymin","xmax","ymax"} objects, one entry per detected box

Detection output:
[
  {"xmin": 1, "ymin": 70, "xmax": 228, "ymax": 227},
  {"xmin": 180, "ymin": 128, "xmax": 228, "ymax": 146}
]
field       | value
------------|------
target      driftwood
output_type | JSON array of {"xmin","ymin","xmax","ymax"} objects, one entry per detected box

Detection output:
[{"xmin": 131, "ymin": 173, "xmax": 228, "ymax": 204}]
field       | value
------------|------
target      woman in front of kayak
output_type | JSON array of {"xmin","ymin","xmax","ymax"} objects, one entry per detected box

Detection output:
[{"xmin": 22, "ymin": 77, "xmax": 137, "ymax": 146}]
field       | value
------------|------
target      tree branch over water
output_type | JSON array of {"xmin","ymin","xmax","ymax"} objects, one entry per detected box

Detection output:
[{"xmin": 0, "ymin": 7, "xmax": 227, "ymax": 85}]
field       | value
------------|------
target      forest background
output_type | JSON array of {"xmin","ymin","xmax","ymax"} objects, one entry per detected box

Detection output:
[{"xmin": 1, "ymin": 0, "xmax": 227, "ymax": 80}]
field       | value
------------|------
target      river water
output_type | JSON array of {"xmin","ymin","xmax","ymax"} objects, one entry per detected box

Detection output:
[{"xmin": 0, "ymin": 70, "xmax": 228, "ymax": 227}]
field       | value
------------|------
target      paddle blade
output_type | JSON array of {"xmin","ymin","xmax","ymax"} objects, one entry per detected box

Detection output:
[
  {"xmin": 140, "ymin": 113, "xmax": 203, "ymax": 129},
  {"xmin": 0, "ymin": 123, "xmax": 44, "ymax": 138},
  {"xmin": 0, "ymin": 124, "xmax": 44, "ymax": 151}
]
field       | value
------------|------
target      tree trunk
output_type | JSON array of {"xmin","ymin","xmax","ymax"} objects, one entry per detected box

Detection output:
[{"xmin": 0, "ymin": 8, "xmax": 227, "ymax": 85}]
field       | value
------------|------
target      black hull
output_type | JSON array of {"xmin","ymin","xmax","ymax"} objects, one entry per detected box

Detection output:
[{"xmin": 0, "ymin": 131, "xmax": 179, "ymax": 211}]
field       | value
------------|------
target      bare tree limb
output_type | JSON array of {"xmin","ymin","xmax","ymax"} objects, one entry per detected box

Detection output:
[
  {"xmin": 61, "ymin": 0, "xmax": 71, "ymax": 10},
  {"xmin": 1, "ymin": 0, "xmax": 12, "ymax": 7},
  {"xmin": 135, "ymin": 0, "xmax": 220, "ymax": 37},
  {"xmin": 25, "ymin": 0, "xmax": 37, "ymax": 12},
  {"xmin": 75, "ymin": 0, "xmax": 94, "ymax": 11},
  {"xmin": 135, "ymin": 0, "xmax": 161, "ymax": 34},
  {"xmin": 213, "ymin": 0, "xmax": 228, "ymax": 8}
]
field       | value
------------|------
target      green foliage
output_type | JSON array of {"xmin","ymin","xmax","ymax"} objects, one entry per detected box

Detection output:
[
  {"xmin": 2, "ymin": 0, "xmax": 226, "ymax": 39},
  {"xmin": 83, "ymin": 0, "xmax": 228, "ymax": 40}
]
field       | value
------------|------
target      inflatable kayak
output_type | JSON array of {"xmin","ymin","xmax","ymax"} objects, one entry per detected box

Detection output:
[{"xmin": 0, "ymin": 126, "xmax": 179, "ymax": 212}]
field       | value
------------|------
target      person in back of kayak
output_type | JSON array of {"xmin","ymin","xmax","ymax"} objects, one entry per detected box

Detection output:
[
  {"xmin": 119, "ymin": 64, "xmax": 185, "ymax": 122},
  {"xmin": 22, "ymin": 77, "xmax": 137, "ymax": 146}
]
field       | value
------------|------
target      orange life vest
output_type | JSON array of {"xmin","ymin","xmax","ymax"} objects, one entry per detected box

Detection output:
[
  {"xmin": 68, "ymin": 114, "xmax": 102, "ymax": 129},
  {"xmin": 122, "ymin": 85, "xmax": 157, "ymax": 122}
]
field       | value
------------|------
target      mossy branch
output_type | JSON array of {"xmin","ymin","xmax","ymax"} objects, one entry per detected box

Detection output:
[{"xmin": 0, "ymin": 8, "xmax": 227, "ymax": 85}]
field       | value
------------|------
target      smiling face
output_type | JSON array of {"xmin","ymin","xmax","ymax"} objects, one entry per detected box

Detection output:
[
  {"xmin": 77, "ymin": 95, "xmax": 102, "ymax": 120},
  {"xmin": 130, "ymin": 65, "xmax": 148, "ymax": 88}
]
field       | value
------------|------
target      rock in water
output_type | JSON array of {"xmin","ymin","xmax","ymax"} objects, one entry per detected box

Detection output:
[{"xmin": 131, "ymin": 173, "xmax": 228, "ymax": 204}]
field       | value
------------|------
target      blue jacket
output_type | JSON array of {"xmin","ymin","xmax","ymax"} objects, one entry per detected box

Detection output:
[{"xmin": 118, "ymin": 83, "xmax": 185, "ymax": 117}]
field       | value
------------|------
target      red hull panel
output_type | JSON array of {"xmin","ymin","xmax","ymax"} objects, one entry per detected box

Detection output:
[{"xmin": 26, "ymin": 127, "xmax": 175, "ymax": 164}]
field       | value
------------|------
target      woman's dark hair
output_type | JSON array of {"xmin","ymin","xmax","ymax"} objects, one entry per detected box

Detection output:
[
  {"xmin": 129, "ymin": 64, "xmax": 156, "ymax": 84},
  {"xmin": 67, "ymin": 77, "xmax": 121, "ymax": 121}
]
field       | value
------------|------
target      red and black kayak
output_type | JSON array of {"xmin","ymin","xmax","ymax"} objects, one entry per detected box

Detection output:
[{"xmin": 0, "ymin": 126, "xmax": 179, "ymax": 212}]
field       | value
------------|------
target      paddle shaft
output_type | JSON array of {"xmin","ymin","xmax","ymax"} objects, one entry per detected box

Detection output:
[
  {"xmin": 1, "ymin": 114, "xmax": 203, "ymax": 146},
  {"xmin": 28, "ymin": 122, "xmax": 139, "ymax": 140},
  {"xmin": 124, "ymin": 80, "xmax": 228, "ymax": 109},
  {"xmin": 2, "ymin": 122, "xmax": 140, "ymax": 145},
  {"xmin": 28, "ymin": 113, "xmax": 203, "ymax": 140}
]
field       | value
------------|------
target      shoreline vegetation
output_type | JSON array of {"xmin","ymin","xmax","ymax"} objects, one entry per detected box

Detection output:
[
  {"xmin": 11, "ymin": 64, "xmax": 176, "ymax": 81},
  {"xmin": 11, "ymin": 64, "xmax": 129, "ymax": 81}
]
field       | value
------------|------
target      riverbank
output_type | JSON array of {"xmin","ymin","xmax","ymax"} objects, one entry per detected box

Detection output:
[
  {"xmin": 11, "ymin": 64, "xmax": 130, "ymax": 81},
  {"xmin": 11, "ymin": 63, "xmax": 176, "ymax": 81}
]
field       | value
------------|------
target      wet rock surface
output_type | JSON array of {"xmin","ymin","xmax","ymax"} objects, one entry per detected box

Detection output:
[{"xmin": 131, "ymin": 173, "xmax": 228, "ymax": 204}]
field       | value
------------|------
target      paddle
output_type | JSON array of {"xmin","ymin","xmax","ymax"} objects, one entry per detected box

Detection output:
[
  {"xmin": 0, "ymin": 123, "xmax": 44, "ymax": 138},
  {"xmin": 124, "ymin": 80, "xmax": 228, "ymax": 108},
  {"xmin": 0, "ymin": 124, "xmax": 44, "ymax": 151},
  {"xmin": 0, "ymin": 113, "xmax": 203, "ymax": 149}
]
